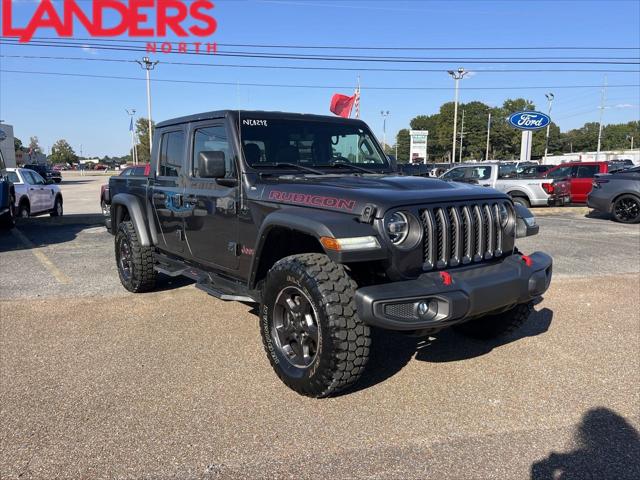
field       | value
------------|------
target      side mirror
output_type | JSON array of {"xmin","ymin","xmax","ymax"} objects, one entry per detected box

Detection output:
[
  {"xmin": 514, "ymin": 204, "xmax": 539, "ymax": 238},
  {"xmin": 198, "ymin": 151, "xmax": 226, "ymax": 179}
]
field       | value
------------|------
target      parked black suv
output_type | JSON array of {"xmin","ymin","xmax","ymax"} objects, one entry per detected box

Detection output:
[
  {"xmin": 107, "ymin": 110, "xmax": 552, "ymax": 397},
  {"xmin": 24, "ymin": 163, "xmax": 62, "ymax": 183}
]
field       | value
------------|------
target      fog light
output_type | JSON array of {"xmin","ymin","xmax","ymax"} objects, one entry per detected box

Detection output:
[
  {"xmin": 417, "ymin": 301, "xmax": 429, "ymax": 316},
  {"xmin": 416, "ymin": 299, "xmax": 438, "ymax": 320}
]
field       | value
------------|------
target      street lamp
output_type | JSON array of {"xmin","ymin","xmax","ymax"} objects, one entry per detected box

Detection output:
[
  {"xmin": 543, "ymin": 92, "xmax": 554, "ymax": 163},
  {"xmin": 448, "ymin": 68, "xmax": 467, "ymax": 164},
  {"xmin": 627, "ymin": 134, "xmax": 634, "ymax": 150},
  {"xmin": 380, "ymin": 111, "xmax": 390, "ymax": 151},
  {"xmin": 136, "ymin": 57, "xmax": 159, "ymax": 158},
  {"xmin": 125, "ymin": 108, "xmax": 138, "ymax": 165}
]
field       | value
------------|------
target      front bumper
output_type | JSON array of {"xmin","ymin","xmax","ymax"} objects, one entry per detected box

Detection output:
[{"xmin": 355, "ymin": 252, "xmax": 553, "ymax": 330}]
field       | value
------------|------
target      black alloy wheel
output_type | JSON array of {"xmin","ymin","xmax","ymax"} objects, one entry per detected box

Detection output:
[
  {"xmin": 272, "ymin": 286, "xmax": 320, "ymax": 368},
  {"xmin": 117, "ymin": 235, "xmax": 134, "ymax": 283},
  {"xmin": 612, "ymin": 195, "xmax": 640, "ymax": 224}
]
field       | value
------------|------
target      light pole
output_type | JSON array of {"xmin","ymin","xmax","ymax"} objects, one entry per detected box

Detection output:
[
  {"xmin": 627, "ymin": 134, "xmax": 634, "ymax": 150},
  {"xmin": 597, "ymin": 75, "xmax": 607, "ymax": 160},
  {"xmin": 458, "ymin": 109, "xmax": 465, "ymax": 163},
  {"xmin": 485, "ymin": 112, "xmax": 492, "ymax": 160},
  {"xmin": 448, "ymin": 68, "xmax": 467, "ymax": 164},
  {"xmin": 543, "ymin": 93, "xmax": 554, "ymax": 162},
  {"xmin": 126, "ymin": 108, "xmax": 137, "ymax": 165},
  {"xmin": 380, "ymin": 110, "xmax": 390, "ymax": 151},
  {"xmin": 136, "ymin": 57, "xmax": 159, "ymax": 159}
]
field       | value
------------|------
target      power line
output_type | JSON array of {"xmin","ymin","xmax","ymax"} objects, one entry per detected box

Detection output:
[
  {"xmin": 2, "ymin": 54, "xmax": 639, "ymax": 74},
  {"xmin": 2, "ymin": 40, "xmax": 639, "ymax": 64},
  {"xmin": 25, "ymin": 36, "xmax": 640, "ymax": 51},
  {"xmin": 2, "ymin": 68, "xmax": 639, "ymax": 91}
]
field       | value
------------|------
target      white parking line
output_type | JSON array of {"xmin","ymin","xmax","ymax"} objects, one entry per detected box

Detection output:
[{"xmin": 10, "ymin": 228, "xmax": 71, "ymax": 285}]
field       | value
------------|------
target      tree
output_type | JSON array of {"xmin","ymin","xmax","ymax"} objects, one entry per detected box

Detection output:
[
  {"xmin": 134, "ymin": 118, "xmax": 155, "ymax": 164},
  {"xmin": 28, "ymin": 136, "xmax": 42, "ymax": 154},
  {"xmin": 49, "ymin": 139, "xmax": 77, "ymax": 165},
  {"xmin": 395, "ymin": 129, "xmax": 410, "ymax": 163},
  {"xmin": 14, "ymin": 137, "xmax": 23, "ymax": 153}
]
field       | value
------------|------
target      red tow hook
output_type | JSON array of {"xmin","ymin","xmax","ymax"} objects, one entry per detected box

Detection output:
[
  {"xmin": 521, "ymin": 255, "xmax": 533, "ymax": 267},
  {"xmin": 439, "ymin": 271, "xmax": 452, "ymax": 286}
]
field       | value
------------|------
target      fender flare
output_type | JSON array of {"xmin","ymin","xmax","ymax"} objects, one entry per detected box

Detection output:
[
  {"xmin": 111, "ymin": 193, "xmax": 154, "ymax": 247},
  {"xmin": 248, "ymin": 206, "xmax": 381, "ymax": 287}
]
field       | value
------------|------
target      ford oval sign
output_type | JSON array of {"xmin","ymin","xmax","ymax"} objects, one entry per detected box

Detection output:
[{"xmin": 508, "ymin": 111, "xmax": 551, "ymax": 131}]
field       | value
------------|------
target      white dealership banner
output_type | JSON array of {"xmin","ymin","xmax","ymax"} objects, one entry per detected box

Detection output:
[{"xmin": 409, "ymin": 130, "xmax": 428, "ymax": 163}]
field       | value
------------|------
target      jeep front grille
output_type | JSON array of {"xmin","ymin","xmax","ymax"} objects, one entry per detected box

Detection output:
[{"xmin": 420, "ymin": 202, "xmax": 508, "ymax": 270}]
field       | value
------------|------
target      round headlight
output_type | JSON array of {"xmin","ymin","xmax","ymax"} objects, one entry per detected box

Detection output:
[
  {"xmin": 498, "ymin": 203, "xmax": 510, "ymax": 228},
  {"xmin": 386, "ymin": 211, "xmax": 409, "ymax": 244}
]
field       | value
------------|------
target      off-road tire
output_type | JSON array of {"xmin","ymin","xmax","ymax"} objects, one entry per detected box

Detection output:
[
  {"xmin": 260, "ymin": 253, "xmax": 371, "ymax": 397},
  {"xmin": 50, "ymin": 196, "xmax": 63, "ymax": 217},
  {"xmin": 115, "ymin": 220, "xmax": 156, "ymax": 293},
  {"xmin": 454, "ymin": 302, "xmax": 533, "ymax": 340}
]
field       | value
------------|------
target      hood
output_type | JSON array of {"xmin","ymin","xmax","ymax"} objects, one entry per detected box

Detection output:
[{"xmin": 254, "ymin": 174, "xmax": 509, "ymax": 217}]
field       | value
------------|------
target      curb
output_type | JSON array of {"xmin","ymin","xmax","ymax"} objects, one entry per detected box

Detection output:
[
  {"xmin": 15, "ymin": 214, "xmax": 106, "ymax": 227},
  {"xmin": 531, "ymin": 206, "xmax": 591, "ymax": 216}
]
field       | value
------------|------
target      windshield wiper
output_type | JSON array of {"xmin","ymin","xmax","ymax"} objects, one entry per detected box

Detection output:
[
  {"xmin": 328, "ymin": 161, "xmax": 378, "ymax": 174},
  {"xmin": 253, "ymin": 162, "xmax": 324, "ymax": 175}
]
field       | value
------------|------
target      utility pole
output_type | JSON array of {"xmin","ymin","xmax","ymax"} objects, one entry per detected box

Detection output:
[
  {"xmin": 136, "ymin": 57, "xmax": 159, "ymax": 158},
  {"xmin": 448, "ymin": 68, "xmax": 467, "ymax": 164},
  {"xmin": 597, "ymin": 75, "xmax": 607, "ymax": 159},
  {"xmin": 126, "ymin": 108, "xmax": 137, "ymax": 165},
  {"xmin": 543, "ymin": 92, "xmax": 554, "ymax": 162},
  {"xmin": 380, "ymin": 110, "xmax": 390, "ymax": 151},
  {"xmin": 395, "ymin": 143, "xmax": 398, "ymax": 160},
  {"xmin": 485, "ymin": 112, "xmax": 491, "ymax": 160},
  {"xmin": 627, "ymin": 134, "xmax": 634, "ymax": 150},
  {"xmin": 458, "ymin": 109, "xmax": 465, "ymax": 163}
]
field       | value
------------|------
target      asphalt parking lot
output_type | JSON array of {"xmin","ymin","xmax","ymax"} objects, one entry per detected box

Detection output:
[{"xmin": 1, "ymin": 176, "xmax": 639, "ymax": 479}]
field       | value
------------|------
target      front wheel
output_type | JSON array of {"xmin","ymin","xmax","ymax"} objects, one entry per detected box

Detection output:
[
  {"xmin": 511, "ymin": 196, "xmax": 530, "ymax": 208},
  {"xmin": 260, "ymin": 253, "xmax": 371, "ymax": 397},
  {"xmin": 612, "ymin": 194, "xmax": 640, "ymax": 224},
  {"xmin": 454, "ymin": 302, "xmax": 533, "ymax": 339},
  {"xmin": 114, "ymin": 220, "xmax": 157, "ymax": 293}
]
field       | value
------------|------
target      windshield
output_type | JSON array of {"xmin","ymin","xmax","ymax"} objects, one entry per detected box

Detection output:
[{"xmin": 239, "ymin": 118, "xmax": 390, "ymax": 172}]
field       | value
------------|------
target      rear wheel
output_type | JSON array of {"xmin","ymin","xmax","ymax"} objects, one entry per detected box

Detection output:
[
  {"xmin": 50, "ymin": 196, "xmax": 63, "ymax": 217},
  {"xmin": 115, "ymin": 220, "xmax": 157, "ymax": 293},
  {"xmin": 511, "ymin": 196, "xmax": 530, "ymax": 208},
  {"xmin": 454, "ymin": 302, "xmax": 533, "ymax": 339},
  {"xmin": 612, "ymin": 194, "xmax": 640, "ymax": 224},
  {"xmin": 260, "ymin": 253, "xmax": 371, "ymax": 397}
]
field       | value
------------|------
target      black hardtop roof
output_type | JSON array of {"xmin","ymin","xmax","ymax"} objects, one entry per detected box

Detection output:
[{"xmin": 156, "ymin": 110, "xmax": 369, "ymax": 129}]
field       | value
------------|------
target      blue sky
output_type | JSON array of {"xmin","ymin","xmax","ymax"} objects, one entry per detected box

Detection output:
[{"xmin": 1, "ymin": 0, "xmax": 639, "ymax": 157}]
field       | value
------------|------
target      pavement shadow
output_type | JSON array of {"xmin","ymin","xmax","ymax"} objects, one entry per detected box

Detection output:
[
  {"xmin": 345, "ymin": 306, "xmax": 552, "ymax": 395},
  {"xmin": 531, "ymin": 407, "xmax": 640, "ymax": 480},
  {"xmin": 0, "ymin": 214, "xmax": 106, "ymax": 252},
  {"xmin": 584, "ymin": 209, "xmax": 614, "ymax": 222},
  {"xmin": 415, "ymin": 307, "xmax": 553, "ymax": 363}
]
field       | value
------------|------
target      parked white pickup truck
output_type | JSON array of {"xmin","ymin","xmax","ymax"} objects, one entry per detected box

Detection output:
[
  {"xmin": 6, "ymin": 168, "xmax": 63, "ymax": 217},
  {"xmin": 440, "ymin": 163, "xmax": 556, "ymax": 207}
]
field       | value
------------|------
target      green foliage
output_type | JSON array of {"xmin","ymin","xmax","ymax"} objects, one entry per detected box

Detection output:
[
  {"xmin": 14, "ymin": 137, "xmax": 23, "ymax": 153},
  {"xmin": 134, "ymin": 117, "xmax": 155, "ymax": 164},
  {"xmin": 395, "ymin": 98, "xmax": 636, "ymax": 161},
  {"xmin": 49, "ymin": 139, "xmax": 77, "ymax": 165}
]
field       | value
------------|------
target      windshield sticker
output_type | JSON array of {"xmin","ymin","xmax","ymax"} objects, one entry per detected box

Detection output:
[
  {"xmin": 242, "ymin": 119, "xmax": 268, "ymax": 127},
  {"xmin": 269, "ymin": 190, "xmax": 356, "ymax": 211}
]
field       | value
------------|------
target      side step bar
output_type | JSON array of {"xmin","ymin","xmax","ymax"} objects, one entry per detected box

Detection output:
[{"xmin": 154, "ymin": 252, "xmax": 258, "ymax": 304}]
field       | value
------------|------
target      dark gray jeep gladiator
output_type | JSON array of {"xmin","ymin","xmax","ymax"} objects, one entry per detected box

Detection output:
[{"xmin": 107, "ymin": 110, "xmax": 552, "ymax": 397}]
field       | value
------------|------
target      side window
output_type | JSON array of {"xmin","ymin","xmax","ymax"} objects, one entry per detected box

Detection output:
[
  {"xmin": 31, "ymin": 172, "xmax": 46, "ymax": 185},
  {"xmin": 121, "ymin": 168, "xmax": 131, "ymax": 176},
  {"xmin": 574, "ymin": 165, "xmax": 599, "ymax": 178},
  {"xmin": 159, "ymin": 130, "xmax": 185, "ymax": 177},
  {"xmin": 192, "ymin": 125, "xmax": 235, "ymax": 178},
  {"xmin": 442, "ymin": 167, "xmax": 466, "ymax": 179},
  {"xmin": 548, "ymin": 165, "xmax": 572, "ymax": 179},
  {"xmin": 7, "ymin": 171, "xmax": 20, "ymax": 183},
  {"xmin": 22, "ymin": 171, "xmax": 35, "ymax": 185}
]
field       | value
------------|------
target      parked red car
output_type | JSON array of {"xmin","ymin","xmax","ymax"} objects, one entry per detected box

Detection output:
[{"xmin": 544, "ymin": 162, "xmax": 614, "ymax": 203}]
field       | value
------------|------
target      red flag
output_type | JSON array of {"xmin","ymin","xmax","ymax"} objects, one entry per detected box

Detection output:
[{"xmin": 330, "ymin": 93, "xmax": 355, "ymax": 118}]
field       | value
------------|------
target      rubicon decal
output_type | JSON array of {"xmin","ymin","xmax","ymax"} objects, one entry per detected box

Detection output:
[
  {"xmin": 269, "ymin": 191, "xmax": 356, "ymax": 211},
  {"xmin": 1, "ymin": 0, "xmax": 218, "ymax": 43}
]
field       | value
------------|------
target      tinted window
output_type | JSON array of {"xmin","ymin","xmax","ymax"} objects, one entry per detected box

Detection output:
[
  {"xmin": 132, "ymin": 166, "xmax": 146, "ymax": 176},
  {"xmin": 7, "ymin": 171, "xmax": 19, "ymax": 183},
  {"xmin": 159, "ymin": 131, "xmax": 185, "ymax": 177},
  {"xmin": 574, "ymin": 165, "xmax": 599, "ymax": 178},
  {"xmin": 442, "ymin": 167, "xmax": 466, "ymax": 179},
  {"xmin": 548, "ymin": 165, "xmax": 572, "ymax": 179},
  {"xmin": 31, "ymin": 171, "xmax": 46, "ymax": 185},
  {"xmin": 120, "ymin": 168, "xmax": 132, "ymax": 176},
  {"xmin": 22, "ymin": 171, "xmax": 35, "ymax": 185},
  {"xmin": 193, "ymin": 125, "xmax": 235, "ymax": 178}
]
